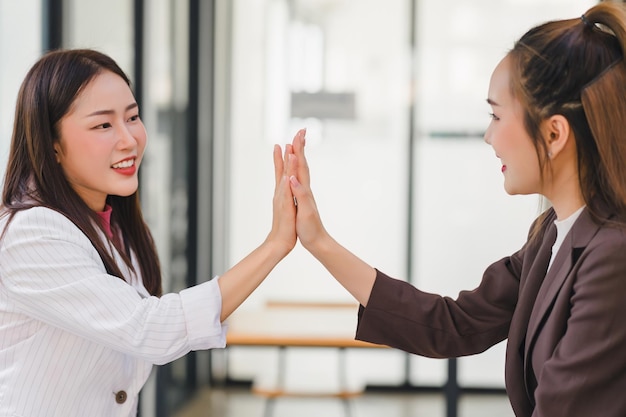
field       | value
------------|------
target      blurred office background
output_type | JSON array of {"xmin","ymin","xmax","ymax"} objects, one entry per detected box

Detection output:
[{"xmin": 0, "ymin": 0, "xmax": 599, "ymax": 416}]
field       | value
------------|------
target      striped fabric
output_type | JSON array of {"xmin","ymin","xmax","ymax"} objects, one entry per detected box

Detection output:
[{"xmin": 0, "ymin": 206, "xmax": 226, "ymax": 416}]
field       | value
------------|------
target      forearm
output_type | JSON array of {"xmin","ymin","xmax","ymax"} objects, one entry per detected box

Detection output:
[
  {"xmin": 217, "ymin": 238, "xmax": 289, "ymax": 321},
  {"xmin": 306, "ymin": 233, "xmax": 376, "ymax": 306}
]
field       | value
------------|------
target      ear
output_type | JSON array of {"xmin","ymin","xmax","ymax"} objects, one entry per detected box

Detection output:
[
  {"xmin": 53, "ymin": 142, "xmax": 62, "ymax": 163},
  {"xmin": 542, "ymin": 114, "xmax": 571, "ymax": 160}
]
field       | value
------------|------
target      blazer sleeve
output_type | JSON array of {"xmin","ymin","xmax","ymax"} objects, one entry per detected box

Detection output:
[
  {"xmin": 0, "ymin": 207, "xmax": 226, "ymax": 365},
  {"xmin": 355, "ymin": 251, "xmax": 524, "ymax": 358}
]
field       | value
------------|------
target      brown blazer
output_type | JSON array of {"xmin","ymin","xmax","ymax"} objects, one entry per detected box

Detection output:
[{"xmin": 356, "ymin": 207, "xmax": 626, "ymax": 417}]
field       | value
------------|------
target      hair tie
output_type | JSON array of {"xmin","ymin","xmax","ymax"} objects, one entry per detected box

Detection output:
[{"xmin": 581, "ymin": 14, "xmax": 594, "ymax": 29}]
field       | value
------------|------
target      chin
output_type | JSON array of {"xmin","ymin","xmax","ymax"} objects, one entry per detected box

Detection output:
[
  {"xmin": 503, "ymin": 184, "xmax": 516, "ymax": 195},
  {"xmin": 120, "ymin": 181, "xmax": 139, "ymax": 196},
  {"xmin": 113, "ymin": 186, "xmax": 139, "ymax": 198},
  {"xmin": 503, "ymin": 185, "xmax": 534, "ymax": 196}
]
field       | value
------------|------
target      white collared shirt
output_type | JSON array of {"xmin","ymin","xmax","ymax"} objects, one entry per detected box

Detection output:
[{"xmin": 0, "ymin": 206, "xmax": 227, "ymax": 416}]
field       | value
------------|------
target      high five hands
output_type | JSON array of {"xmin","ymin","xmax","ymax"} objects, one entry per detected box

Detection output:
[
  {"xmin": 268, "ymin": 127, "xmax": 327, "ymax": 255},
  {"xmin": 279, "ymin": 128, "xmax": 328, "ymax": 252},
  {"xmin": 275, "ymin": 128, "xmax": 377, "ymax": 306}
]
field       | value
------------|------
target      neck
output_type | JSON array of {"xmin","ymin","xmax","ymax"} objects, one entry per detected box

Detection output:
[
  {"xmin": 542, "ymin": 147, "xmax": 584, "ymax": 220},
  {"xmin": 544, "ymin": 187, "xmax": 585, "ymax": 220},
  {"xmin": 542, "ymin": 168, "xmax": 584, "ymax": 220}
]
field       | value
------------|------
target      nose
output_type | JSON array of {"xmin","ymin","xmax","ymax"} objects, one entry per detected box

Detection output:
[
  {"xmin": 483, "ymin": 129, "xmax": 491, "ymax": 145},
  {"xmin": 117, "ymin": 124, "xmax": 137, "ymax": 149}
]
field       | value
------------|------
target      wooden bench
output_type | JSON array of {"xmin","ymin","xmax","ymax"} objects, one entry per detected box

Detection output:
[{"xmin": 224, "ymin": 301, "xmax": 388, "ymax": 416}]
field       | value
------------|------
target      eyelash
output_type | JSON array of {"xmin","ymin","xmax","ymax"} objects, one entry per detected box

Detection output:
[
  {"xmin": 94, "ymin": 115, "xmax": 140, "ymax": 129},
  {"xmin": 488, "ymin": 112, "xmax": 500, "ymax": 121}
]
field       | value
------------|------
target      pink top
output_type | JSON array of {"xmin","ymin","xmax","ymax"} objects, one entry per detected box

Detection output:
[{"xmin": 96, "ymin": 205, "xmax": 114, "ymax": 239}]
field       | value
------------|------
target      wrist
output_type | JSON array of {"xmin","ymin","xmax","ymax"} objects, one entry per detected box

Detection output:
[
  {"xmin": 303, "ymin": 229, "xmax": 334, "ymax": 258},
  {"xmin": 263, "ymin": 234, "xmax": 294, "ymax": 259}
]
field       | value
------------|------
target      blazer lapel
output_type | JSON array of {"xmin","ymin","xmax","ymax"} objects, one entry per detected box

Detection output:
[
  {"xmin": 506, "ymin": 218, "xmax": 556, "ymax": 416},
  {"xmin": 522, "ymin": 208, "xmax": 603, "ymax": 383},
  {"xmin": 523, "ymin": 232, "xmax": 573, "ymax": 364},
  {"xmin": 101, "ymin": 233, "xmax": 147, "ymax": 296}
]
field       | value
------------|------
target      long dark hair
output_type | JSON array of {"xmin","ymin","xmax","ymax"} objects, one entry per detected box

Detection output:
[
  {"xmin": 1, "ymin": 48, "xmax": 162, "ymax": 296},
  {"xmin": 508, "ymin": 2, "xmax": 626, "ymax": 230}
]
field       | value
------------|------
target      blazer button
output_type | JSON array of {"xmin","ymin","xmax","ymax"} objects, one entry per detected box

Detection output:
[{"xmin": 115, "ymin": 390, "xmax": 128, "ymax": 404}]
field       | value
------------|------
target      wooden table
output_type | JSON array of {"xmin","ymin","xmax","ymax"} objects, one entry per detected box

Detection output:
[{"xmin": 224, "ymin": 301, "xmax": 388, "ymax": 417}]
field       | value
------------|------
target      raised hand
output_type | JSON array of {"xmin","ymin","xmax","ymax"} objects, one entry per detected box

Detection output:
[
  {"xmin": 288, "ymin": 129, "xmax": 328, "ymax": 251},
  {"xmin": 267, "ymin": 142, "xmax": 297, "ymax": 255},
  {"xmin": 287, "ymin": 128, "xmax": 376, "ymax": 306},
  {"xmin": 215, "ymin": 142, "xmax": 299, "ymax": 321}
]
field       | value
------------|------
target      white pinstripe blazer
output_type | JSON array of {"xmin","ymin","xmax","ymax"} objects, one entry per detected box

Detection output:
[{"xmin": 0, "ymin": 207, "xmax": 226, "ymax": 416}]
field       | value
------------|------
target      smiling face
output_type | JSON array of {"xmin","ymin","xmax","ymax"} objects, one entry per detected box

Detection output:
[
  {"xmin": 54, "ymin": 70, "xmax": 146, "ymax": 211},
  {"xmin": 484, "ymin": 56, "xmax": 543, "ymax": 196}
]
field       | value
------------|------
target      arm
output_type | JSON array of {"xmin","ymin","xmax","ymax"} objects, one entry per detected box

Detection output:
[
  {"xmin": 0, "ymin": 207, "xmax": 223, "ymax": 364},
  {"xmin": 0, "ymin": 144, "xmax": 296, "ymax": 363},
  {"xmin": 356, "ymin": 261, "xmax": 519, "ymax": 357},
  {"xmin": 287, "ymin": 129, "xmax": 523, "ymax": 356},
  {"xmin": 217, "ymin": 142, "xmax": 297, "ymax": 321},
  {"xmin": 287, "ymin": 130, "xmax": 376, "ymax": 306}
]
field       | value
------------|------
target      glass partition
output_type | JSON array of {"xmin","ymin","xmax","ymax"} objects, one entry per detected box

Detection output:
[
  {"xmin": 222, "ymin": 0, "xmax": 598, "ymax": 399},
  {"xmin": 0, "ymin": 0, "xmax": 42, "ymax": 172},
  {"xmin": 64, "ymin": 0, "xmax": 134, "ymax": 74},
  {"xmin": 225, "ymin": 0, "xmax": 413, "ymax": 391},
  {"xmin": 410, "ymin": 0, "xmax": 597, "ymax": 391}
]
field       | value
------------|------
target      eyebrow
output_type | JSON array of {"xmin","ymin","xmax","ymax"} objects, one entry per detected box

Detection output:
[
  {"xmin": 486, "ymin": 98, "xmax": 500, "ymax": 106},
  {"xmin": 85, "ymin": 103, "xmax": 138, "ymax": 117}
]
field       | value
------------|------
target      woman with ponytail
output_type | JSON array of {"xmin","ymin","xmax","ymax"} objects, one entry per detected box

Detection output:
[{"xmin": 288, "ymin": 3, "xmax": 626, "ymax": 416}]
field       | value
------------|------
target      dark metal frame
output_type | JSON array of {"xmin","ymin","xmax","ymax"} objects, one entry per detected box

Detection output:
[
  {"xmin": 154, "ymin": 0, "xmax": 217, "ymax": 415},
  {"xmin": 41, "ymin": 0, "xmax": 63, "ymax": 51}
]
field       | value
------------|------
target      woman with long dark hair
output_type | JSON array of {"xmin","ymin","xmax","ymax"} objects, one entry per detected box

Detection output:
[{"xmin": 0, "ymin": 49, "xmax": 300, "ymax": 416}]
